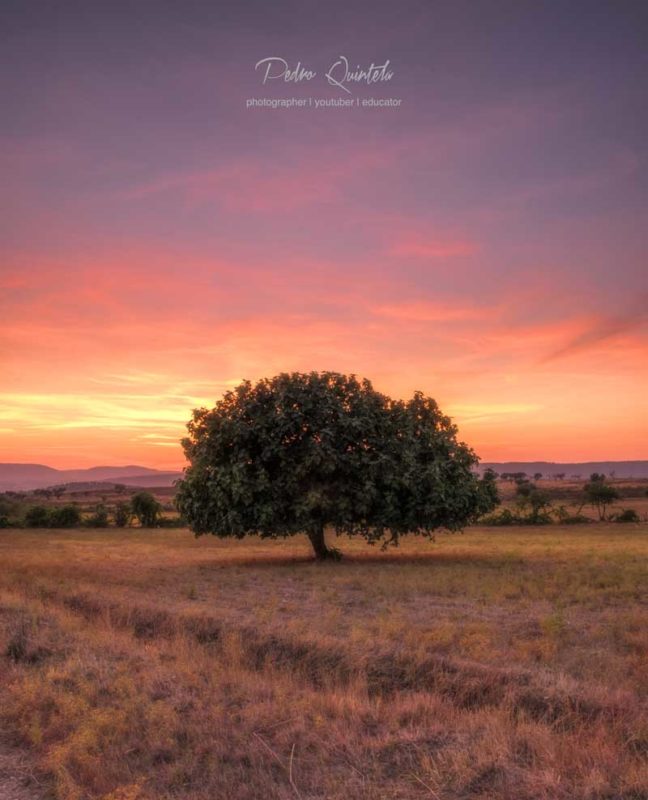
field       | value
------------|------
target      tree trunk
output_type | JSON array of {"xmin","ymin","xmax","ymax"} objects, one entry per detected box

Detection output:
[{"xmin": 307, "ymin": 523, "xmax": 341, "ymax": 561}]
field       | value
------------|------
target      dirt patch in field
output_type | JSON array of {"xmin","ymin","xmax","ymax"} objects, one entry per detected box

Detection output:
[{"xmin": 0, "ymin": 744, "xmax": 48, "ymax": 800}]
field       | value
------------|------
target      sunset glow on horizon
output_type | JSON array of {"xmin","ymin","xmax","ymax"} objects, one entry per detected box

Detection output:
[{"xmin": 1, "ymin": 1, "xmax": 647, "ymax": 469}]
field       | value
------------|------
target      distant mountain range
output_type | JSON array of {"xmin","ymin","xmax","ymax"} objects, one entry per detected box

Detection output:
[
  {"xmin": 1, "ymin": 460, "xmax": 646, "ymax": 492},
  {"xmin": 0, "ymin": 464, "xmax": 183, "ymax": 491},
  {"xmin": 479, "ymin": 461, "xmax": 648, "ymax": 479}
]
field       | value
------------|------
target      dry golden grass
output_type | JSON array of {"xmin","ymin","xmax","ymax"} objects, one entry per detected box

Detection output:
[{"xmin": 1, "ymin": 525, "xmax": 647, "ymax": 799}]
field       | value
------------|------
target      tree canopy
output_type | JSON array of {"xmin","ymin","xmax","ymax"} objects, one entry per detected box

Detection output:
[
  {"xmin": 176, "ymin": 372, "xmax": 498, "ymax": 559},
  {"xmin": 131, "ymin": 491, "xmax": 161, "ymax": 528}
]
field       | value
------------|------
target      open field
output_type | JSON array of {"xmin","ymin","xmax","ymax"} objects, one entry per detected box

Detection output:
[{"xmin": 1, "ymin": 526, "xmax": 647, "ymax": 799}]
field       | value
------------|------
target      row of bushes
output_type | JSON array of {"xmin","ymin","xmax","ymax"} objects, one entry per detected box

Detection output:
[
  {"xmin": 481, "ymin": 507, "xmax": 641, "ymax": 526},
  {"xmin": 0, "ymin": 492, "xmax": 186, "ymax": 529},
  {"xmin": 0, "ymin": 505, "xmax": 186, "ymax": 529}
]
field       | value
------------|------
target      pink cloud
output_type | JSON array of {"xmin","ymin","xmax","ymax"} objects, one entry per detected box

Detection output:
[
  {"xmin": 390, "ymin": 238, "xmax": 477, "ymax": 259},
  {"xmin": 124, "ymin": 146, "xmax": 390, "ymax": 212},
  {"xmin": 371, "ymin": 301, "xmax": 484, "ymax": 322},
  {"xmin": 541, "ymin": 307, "xmax": 648, "ymax": 362}
]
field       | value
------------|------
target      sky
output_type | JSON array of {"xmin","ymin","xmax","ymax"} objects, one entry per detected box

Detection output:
[{"xmin": 1, "ymin": 0, "xmax": 647, "ymax": 469}]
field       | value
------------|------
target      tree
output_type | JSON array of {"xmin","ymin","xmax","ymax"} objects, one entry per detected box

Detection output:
[
  {"xmin": 113, "ymin": 501, "xmax": 132, "ymax": 527},
  {"xmin": 583, "ymin": 475, "xmax": 619, "ymax": 521},
  {"xmin": 50, "ymin": 504, "xmax": 81, "ymax": 528},
  {"xmin": 533, "ymin": 472, "xmax": 543, "ymax": 481},
  {"xmin": 176, "ymin": 372, "xmax": 499, "ymax": 560},
  {"xmin": 515, "ymin": 480, "xmax": 552, "ymax": 523},
  {"xmin": 24, "ymin": 505, "xmax": 50, "ymax": 528},
  {"xmin": 87, "ymin": 503, "xmax": 109, "ymax": 528},
  {"xmin": 131, "ymin": 491, "xmax": 161, "ymax": 527}
]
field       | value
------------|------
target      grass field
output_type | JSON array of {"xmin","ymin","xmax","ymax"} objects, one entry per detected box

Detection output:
[{"xmin": 1, "ymin": 525, "xmax": 647, "ymax": 799}]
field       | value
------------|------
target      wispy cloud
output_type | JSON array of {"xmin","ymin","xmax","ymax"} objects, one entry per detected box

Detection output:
[
  {"xmin": 542, "ymin": 307, "xmax": 648, "ymax": 362},
  {"xmin": 371, "ymin": 301, "xmax": 484, "ymax": 322}
]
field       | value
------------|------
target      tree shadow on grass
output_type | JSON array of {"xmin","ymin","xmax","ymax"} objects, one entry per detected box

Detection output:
[{"xmin": 191, "ymin": 549, "xmax": 513, "ymax": 570}]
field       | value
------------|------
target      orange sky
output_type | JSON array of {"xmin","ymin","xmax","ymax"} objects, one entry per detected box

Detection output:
[{"xmin": 1, "ymin": 250, "xmax": 646, "ymax": 469}]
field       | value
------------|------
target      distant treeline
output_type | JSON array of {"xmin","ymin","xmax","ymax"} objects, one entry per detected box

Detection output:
[
  {"xmin": 0, "ymin": 491, "xmax": 184, "ymax": 529},
  {"xmin": 1, "ymin": 475, "xmax": 645, "ymax": 530},
  {"xmin": 481, "ymin": 473, "xmax": 644, "ymax": 526}
]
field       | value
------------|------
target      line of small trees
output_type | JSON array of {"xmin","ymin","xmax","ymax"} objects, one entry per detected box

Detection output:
[
  {"xmin": 0, "ymin": 492, "xmax": 180, "ymax": 529},
  {"xmin": 482, "ymin": 473, "xmax": 641, "ymax": 526},
  {"xmin": 496, "ymin": 471, "xmax": 569, "ymax": 482}
]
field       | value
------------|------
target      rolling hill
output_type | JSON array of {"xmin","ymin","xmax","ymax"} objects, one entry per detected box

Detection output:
[
  {"xmin": 2, "ymin": 460, "xmax": 647, "ymax": 492},
  {"xmin": 0, "ymin": 464, "xmax": 183, "ymax": 491}
]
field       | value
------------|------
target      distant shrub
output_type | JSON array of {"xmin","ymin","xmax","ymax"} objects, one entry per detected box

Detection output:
[
  {"xmin": 561, "ymin": 514, "xmax": 593, "ymax": 525},
  {"xmin": 515, "ymin": 480, "xmax": 553, "ymax": 523},
  {"xmin": 49, "ymin": 504, "xmax": 81, "ymax": 528},
  {"xmin": 481, "ymin": 506, "xmax": 552, "ymax": 526},
  {"xmin": 24, "ymin": 505, "xmax": 51, "ymax": 527},
  {"xmin": 113, "ymin": 501, "xmax": 132, "ymax": 527},
  {"xmin": 156, "ymin": 515, "xmax": 185, "ymax": 528},
  {"xmin": 87, "ymin": 504, "xmax": 109, "ymax": 528},
  {"xmin": 614, "ymin": 509, "xmax": 640, "ymax": 523},
  {"xmin": 24, "ymin": 504, "xmax": 82, "ymax": 528},
  {"xmin": 529, "ymin": 513, "xmax": 553, "ymax": 525},
  {"xmin": 0, "ymin": 515, "xmax": 11, "ymax": 528},
  {"xmin": 480, "ymin": 509, "xmax": 520, "ymax": 526}
]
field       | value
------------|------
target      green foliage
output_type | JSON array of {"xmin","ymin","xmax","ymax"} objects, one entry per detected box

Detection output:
[
  {"xmin": 24, "ymin": 505, "xmax": 51, "ymax": 528},
  {"xmin": 515, "ymin": 480, "xmax": 553, "ymax": 524},
  {"xmin": 478, "ymin": 469, "xmax": 500, "ymax": 512},
  {"xmin": 480, "ymin": 508, "xmax": 520, "ymax": 526},
  {"xmin": 113, "ymin": 502, "xmax": 132, "ymax": 528},
  {"xmin": 176, "ymin": 372, "xmax": 499, "ymax": 559},
  {"xmin": 87, "ymin": 504, "xmax": 109, "ymax": 528},
  {"xmin": 614, "ymin": 509, "xmax": 639, "ymax": 523},
  {"xmin": 49, "ymin": 504, "xmax": 81, "ymax": 528},
  {"xmin": 0, "ymin": 496, "xmax": 20, "ymax": 527},
  {"xmin": 25, "ymin": 504, "xmax": 81, "ymax": 528},
  {"xmin": 131, "ymin": 492, "xmax": 161, "ymax": 527},
  {"xmin": 583, "ymin": 476, "xmax": 619, "ymax": 520}
]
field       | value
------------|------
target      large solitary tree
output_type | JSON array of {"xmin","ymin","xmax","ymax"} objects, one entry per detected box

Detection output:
[{"xmin": 176, "ymin": 372, "xmax": 498, "ymax": 559}]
